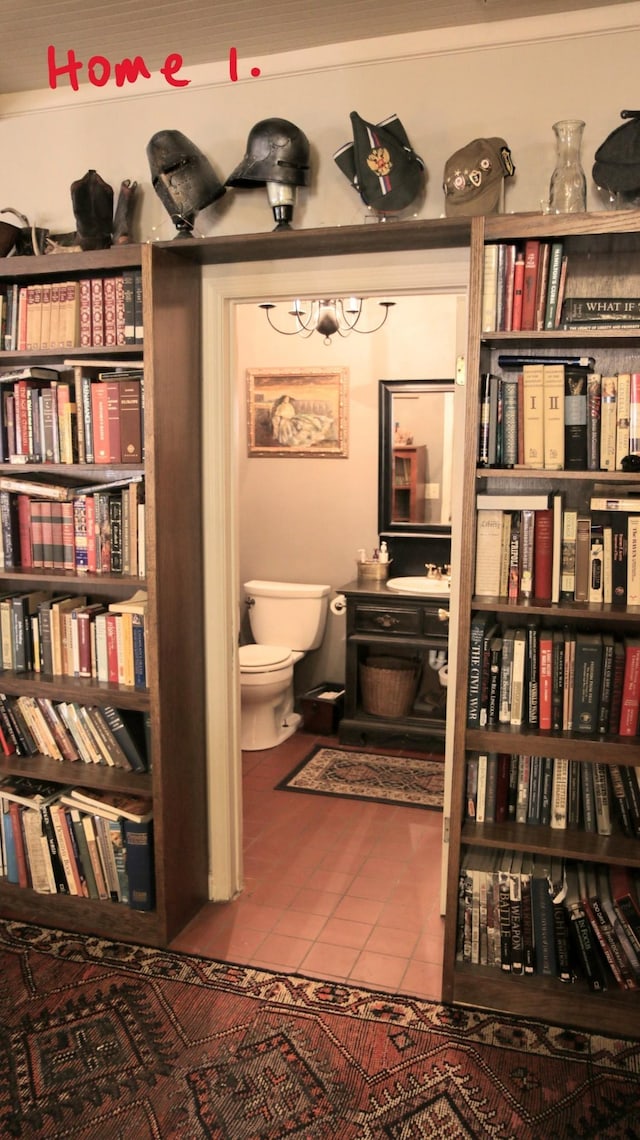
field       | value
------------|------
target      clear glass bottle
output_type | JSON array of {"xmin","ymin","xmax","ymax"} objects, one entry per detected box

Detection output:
[{"xmin": 548, "ymin": 119, "xmax": 587, "ymax": 213}]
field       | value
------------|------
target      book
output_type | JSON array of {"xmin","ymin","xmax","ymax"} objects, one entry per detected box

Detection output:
[
  {"xmin": 628, "ymin": 516, "xmax": 640, "ymax": 605},
  {"xmin": 587, "ymin": 373, "xmax": 602, "ymax": 471},
  {"xmin": 531, "ymin": 856, "xmax": 558, "ymax": 977},
  {"xmin": 573, "ymin": 631, "xmax": 603, "ymax": 735},
  {"xmin": 619, "ymin": 638, "xmax": 640, "ymax": 735},
  {"xmin": 498, "ymin": 628, "xmax": 515, "ymax": 725},
  {"xmin": 564, "ymin": 863, "xmax": 607, "ymax": 991},
  {"xmin": 564, "ymin": 367, "xmax": 589, "ymax": 470},
  {"xmin": 521, "ymin": 240, "xmax": 540, "ymax": 332},
  {"xmin": 522, "ymin": 364, "xmax": 545, "ymax": 469},
  {"xmin": 616, "ymin": 372, "xmax": 632, "ymax": 470},
  {"xmin": 574, "ymin": 515, "xmax": 591, "ymax": 603},
  {"xmin": 544, "ymin": 241, "xmax": 564, "ymax": 329},
  {"xmin": 593, "ymin": 763, "xmax": 613, "ymax": 835},
  {"xmin": 474, "ymin": 511, "xmax": 504, "ymax": 596},
  {"xmin": 597, "ymin": 633, "xmax": 616, "ymax": 734},
  {"xmin": 481, "ymin": 244, "xmax": 499, "ymax": 332},
  {"xmin": 600, "ymin": 376, "xmax": 618, "ymax": 471},
  {"xmin": 509, "ymin": 629, "xmax": 527, "ymax": 726},
  {"xmin": 538, "ymin": 628, "xmax": 553, "ymax": 730},
  {"xmin": 63, "ymin": 786, "xmax": 152, "ymax": 823},
  {"xmin": 562, "ymin": 297, "xmax": 640, "ymax": 322},
  {"xmin": 467, "ymin": 612, "xmax": 498, "ymax": 728},
  {"xmin": 542, "ymin": 363, "xmax": 565, "ymax": 469},
  {"xmin": 588, "ymin": 524, "xmax": 604, "ymax": 603},
  {"xmin": 559, "ymin": 508, "xmax": 577, "ymax": 599},
  {"xmin": 511, "ymin": 256, "xmax": 525, "ymax": 331},
  {"xmin": 124, "ymin": 817, "xmax": 154, "ymax": 910},
  {"xmin": 550, "ymin": 757, "xmax": 569, "ymax": 829},
  {"xmin": 533, "ymin": 507, "xmax": 553, "ymax": 601}
]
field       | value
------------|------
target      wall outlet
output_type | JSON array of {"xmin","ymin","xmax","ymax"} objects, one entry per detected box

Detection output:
[{"xmin": 425, "ymin": 483, "xmax": 440, "ymax": 500}]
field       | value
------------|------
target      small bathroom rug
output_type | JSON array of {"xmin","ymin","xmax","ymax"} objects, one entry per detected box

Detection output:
[{"xmin": 276, "ymin": 745, "xmax": 444, "ymax": 810}]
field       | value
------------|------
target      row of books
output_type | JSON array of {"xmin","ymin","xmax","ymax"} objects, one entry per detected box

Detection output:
[
  {"xmin": 457, "ymin": 849, "xmax": 640, "ymax": 992},
  {"xmin": 0, "ymin": 696, "xmax": 148, "ymax": 771},
  {"xmin": 0, "ymin": 479, "xmax": 145, "ymax": 578},
  {"xmin": 0, "ymin": 589, "xmax": 148, "ymax": 689},
  {"xmin": 478, "ymin": 361, "xmax": 640, "ymax": 473},
  {"xmin": 0, "ymin": 271, "xmax": 143, "ymax": 351},
  {"xmin": 467, "ymin": 612, "xmax": 640, "ymax": 738},
  {"xmin": 481, "ymin": 240, "xmax": 568, "ymax": 334},
  {"xmin": 474, "ymin": 494, "xmax": 640, "ymax": 606},
  {"xmin": 0, "ymin": 364, "xmax": 144, "ymax": 465},
  {"xmin": 465, "ymin": 751, "xmax": 640, "ymax": 838},
  {"xmin": 0, "ymin": 778, "xmax": 153, "ymax": 910}
]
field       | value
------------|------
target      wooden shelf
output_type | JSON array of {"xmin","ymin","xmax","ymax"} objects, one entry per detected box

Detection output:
[
  {"xmin": 443, "ymin": 212, "xmax": 640, "ymax": 1038},
  {"xmin": 0, "ymin": 243, "xmax": 208, "ymax": 947}
]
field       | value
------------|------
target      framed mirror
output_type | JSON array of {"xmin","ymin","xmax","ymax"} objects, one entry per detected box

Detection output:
[{"xmin": 378, "ymin": 379, "xmax": 455, "ymax": 534}]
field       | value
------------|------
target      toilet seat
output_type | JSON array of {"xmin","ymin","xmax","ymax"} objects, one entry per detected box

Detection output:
[{"xmin": 239, "ymin": 644, "xmax": 293, "ymax": 672}]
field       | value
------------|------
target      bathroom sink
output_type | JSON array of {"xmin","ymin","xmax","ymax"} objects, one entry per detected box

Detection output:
[{"xmin": 386, "ymin": 576, "xmax": 451, "ymax": 596}]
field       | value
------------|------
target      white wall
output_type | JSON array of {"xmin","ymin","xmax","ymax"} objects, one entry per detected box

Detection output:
[{"xmin": 1, "ymin": 6, "xmax": 639, "ymax": 238}]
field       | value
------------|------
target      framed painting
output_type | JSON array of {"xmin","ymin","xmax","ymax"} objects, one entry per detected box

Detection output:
[{"xmin": 246, "ymin": 367, "xmax": 349, "ymax": 457}]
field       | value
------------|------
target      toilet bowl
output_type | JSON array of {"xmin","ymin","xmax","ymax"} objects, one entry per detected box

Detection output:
[{"xmin": 239, "ymin": 580, "xmax": 330, "ymax": 751}]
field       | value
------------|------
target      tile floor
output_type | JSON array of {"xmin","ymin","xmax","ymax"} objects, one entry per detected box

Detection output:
[{"xmin": 170, "ymin": 731, "xmax": 445, "ymax": 999}]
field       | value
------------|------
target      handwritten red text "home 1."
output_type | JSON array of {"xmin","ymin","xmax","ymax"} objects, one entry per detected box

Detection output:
[
  {"xmin": 47, "ymin": 46, "xmax": 262, "ymax": 90},
  {"xmin": 47, "ymin": 46, "xmax": 189, "ymax": 90}
]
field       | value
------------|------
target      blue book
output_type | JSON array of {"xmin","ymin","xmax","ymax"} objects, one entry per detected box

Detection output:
[{"xmin": 124, "ymin": 818, "xmax": 154, "ymax": 910}]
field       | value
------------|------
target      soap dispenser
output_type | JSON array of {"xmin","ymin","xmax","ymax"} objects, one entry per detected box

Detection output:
[{"xmin": 379, "ymin": 541, "xmax": 389, "ymax": 564}]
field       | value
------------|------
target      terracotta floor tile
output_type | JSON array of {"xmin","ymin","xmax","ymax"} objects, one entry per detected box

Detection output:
[
  {"xmin": 377, "ymin": 899, "xmax": 431, "ymax": 933},
  {"xmin": 316, "ymin": 916, "xmax": 373, "ymax": 950},
  {"xmin": 398, "ymin": 959, "xmax": 444, "ymax": 1000},
  {"xmin": 365, "ymin": 924, "xmax": 420, "ymax": 958},
  {"xmin": 289, "ymin": 886, "xmax": 342, "ymax": 917},
  {"xmin": 301, "ymin": 941, "xmax": 361, "ymax": 978},
  {"xmin": 346, "ymin": 873, "xmax": 396, "ymax": 903},
  {"xmin": 229, "ymin": 900, "xmax": 282, "ymax": 932},
  {"xmin": 273, "ymin": 910, "xmax": 328, "ymax": 941},
  {"xmin": 306, "ymin": 867, "xmax": 356, "ymax": 894},
  {"xmin": 349, "ymin": 949, "xmax": 408, "ymax": 990},
  {"xmin": 332, "ymin": 894, "xmax": 385, "ymax": 925},
  {"xmin": 413, "ymin": 926, "xmax": 445, "ymax": 964},
  {"xmin": 255, "ymin": 932, "xmax": 314, "ymax": 970}
]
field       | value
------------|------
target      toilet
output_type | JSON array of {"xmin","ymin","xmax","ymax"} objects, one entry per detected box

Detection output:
[{"xmin": 239, "ymin": 579, "xmax": 331, "ymax": 751}]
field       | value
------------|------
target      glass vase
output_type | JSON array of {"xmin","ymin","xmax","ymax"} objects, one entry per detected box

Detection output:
[{"xmin": 548, "ymin": 119, "xmax": 587, "ymax": 213}]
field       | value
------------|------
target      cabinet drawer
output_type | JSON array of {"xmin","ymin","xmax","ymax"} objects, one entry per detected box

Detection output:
[
  {"xmin": 421, "ymin": 604, "xmax": 450, "ymax": 638},
  {"xmin": 354, "ymin": 603, "xmax": 422, "ymax": 636}
]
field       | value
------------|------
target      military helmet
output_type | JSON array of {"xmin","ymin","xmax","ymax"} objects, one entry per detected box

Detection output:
[
  {"xmin": 146, "ymin": 129, "xmax": 225, "ymax": 230},
  {"xmin": 226, "ymin": 118, "xmax": 310, "ymax": 188}
]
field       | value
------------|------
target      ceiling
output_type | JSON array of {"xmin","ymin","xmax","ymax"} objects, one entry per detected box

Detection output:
[{"xmin": 2, "ymin": 0, "xmax": 635, "ymax": 96}]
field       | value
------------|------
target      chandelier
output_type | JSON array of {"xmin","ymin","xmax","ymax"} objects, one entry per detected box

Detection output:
[{"xmin": 259, "ymin": 297, "xmax": 395, "ymax": 345}]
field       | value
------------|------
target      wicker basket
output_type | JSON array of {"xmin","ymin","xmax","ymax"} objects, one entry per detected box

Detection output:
[{"xmin": 360, "ymin": 656, "xmax": 419, "ymax": 718}]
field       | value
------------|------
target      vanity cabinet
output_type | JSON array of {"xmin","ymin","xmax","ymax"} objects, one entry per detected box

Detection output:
[
  {"xmin": 392, "ymin": 446, "xmax": 426, "ymax": 522},
  {"xmin": 338, "ymin": 581, "xmax": 449, "ymax": 750}
]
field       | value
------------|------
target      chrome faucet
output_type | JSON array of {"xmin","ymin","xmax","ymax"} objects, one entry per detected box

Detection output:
[{"xmin": 425, "ymin": 563, "xmax": 451, "ymax": 581}]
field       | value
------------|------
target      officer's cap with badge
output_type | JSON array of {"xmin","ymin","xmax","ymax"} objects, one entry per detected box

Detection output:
[
  {"xmin": 443, "ymin": 138, "xmax": 515, "ymax": 217},
  {"xmin": 593, "ymin": 110, "xmax": 640, "ymax": 196},
  {"xmin": 334, "ymin": 112, "xmax": 426, "ymax": 214}
]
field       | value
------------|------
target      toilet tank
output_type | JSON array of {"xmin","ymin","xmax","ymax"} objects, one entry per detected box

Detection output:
[{"xmin": 244, "ymin": 580, "xmax": 331, "ymax": 651}]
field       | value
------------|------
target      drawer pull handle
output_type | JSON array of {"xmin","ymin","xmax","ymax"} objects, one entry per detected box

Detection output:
[
  {"xmin": 374, "ymin": 614, "xmax": 400, "ymax": 628},
  {"xmin": 438, "ymin": 609, "xmax": 449, "ymax": 623}
]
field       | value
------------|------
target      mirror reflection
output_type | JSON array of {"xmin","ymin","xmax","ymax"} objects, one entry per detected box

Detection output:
[{"xmin": 379, "ymin": 379, "xmax": 455, "ymax": 533}]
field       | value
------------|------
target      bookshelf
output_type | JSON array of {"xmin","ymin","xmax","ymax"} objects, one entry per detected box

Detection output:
[
  {"xmin": 392, "ymin": 445, "xmax": 426, "ymax": 522},
  {"xmin": 0, "ymin": 244, "xmax": 207, "ymax": 946},
  {"xmin": 443, "ymin": 211, "xmax": 640, "ymax": 1037}
]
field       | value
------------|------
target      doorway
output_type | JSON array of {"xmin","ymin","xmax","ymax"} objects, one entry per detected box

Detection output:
[{"xmin": 199, "ymin": 249, "xmax": 470, "ymax": 915}]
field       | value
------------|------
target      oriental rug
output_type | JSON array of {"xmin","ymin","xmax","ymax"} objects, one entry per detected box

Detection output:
[
  {"xmin": 0, "ymin": 920, "xmax": 639, "ymax": 1139},
  {"xmin": 276, "ymin": 745, "xmax": 444, "ymax": 810}
]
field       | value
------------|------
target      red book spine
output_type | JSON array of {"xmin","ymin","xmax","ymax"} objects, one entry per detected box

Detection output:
[
  {"xmin": 115, "ymin": 275, "xmax": 127, "ymax": 345},
  {"xmin": 533, "ymin": 508, "xmax": 553, "ymax": 601},
  {"xmin": 91, "ymin": 382, "xmax": 110, "ymax": 462},
  {"xmin": 76, "ymin": 612, "xmax": 93, "ymax": 679},
  {"xmin": 17, "ymin": 493, "xmax": 32, "ymax": 568},
  {"xmin": 105, "ymin": 382, "xmax": 122, "ymax": 463},
  {"xmin": 630, "ymin": 372, "xmax": 640, "ymax": 456},
  {"xmin": 538, "ymin": 631, "xmax": 553, "ymax": 730},
  {"xmin": 619, "ymin": 642, "xmax": 640, "ymax": 736},
  {"xmin": 79, "ymin": 278, "xmax": 92, "ymax": 347},
  {"xmin": 511, "ymin": 258, "xmax": 525, "ymax": 331},
  {"xmin": 103, "ymin": 277, "xmax": 117, "ymax": 346},
  {"xmin": 90, "ymin": 279, "xmax": 105, "ymax": 346},
  {"xmin": 521, "ymin": 240, "xmax": 540, "ymax": 331}
]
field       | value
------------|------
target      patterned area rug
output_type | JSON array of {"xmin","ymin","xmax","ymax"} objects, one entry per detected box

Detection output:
[
  {"xmin": 276, "ymin": 744, "xmax": 444, "ymax": 810},
  {"xmin": 0, "ymin": 919, "xmax": 639, "ymax": 1139}
]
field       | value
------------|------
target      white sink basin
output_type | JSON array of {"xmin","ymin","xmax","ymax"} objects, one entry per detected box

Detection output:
[{"xmin": 386, "ymin": 576, "xmax": 451, "ymax": 596}]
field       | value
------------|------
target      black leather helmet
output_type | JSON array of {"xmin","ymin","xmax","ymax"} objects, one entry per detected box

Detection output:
[
  {"xmin": 226, "ymin": 118, "xmax": 310, "ymax": 188},
  {"xmin": 146, "ymin": 129, "xmax": 225, "ymax": 232}
]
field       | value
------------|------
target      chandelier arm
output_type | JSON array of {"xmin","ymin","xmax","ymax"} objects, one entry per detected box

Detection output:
[
  {"xmin": 349, "ymin": 304, "xmax": 395, "ymax": 335},
  {"xmin": 262, "ymin": 306, "xmax": 314, "ymax": 337}
]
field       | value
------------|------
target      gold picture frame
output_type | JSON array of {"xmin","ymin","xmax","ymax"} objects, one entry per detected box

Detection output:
[{"xmin": 246, "ymin": 366, "xmax": 349, "ymax": 457}]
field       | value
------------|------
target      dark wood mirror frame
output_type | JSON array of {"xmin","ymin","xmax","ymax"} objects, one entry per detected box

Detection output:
[{"xmin": 378, "ymin": 378, "xmax": 455, "ymax": 535}]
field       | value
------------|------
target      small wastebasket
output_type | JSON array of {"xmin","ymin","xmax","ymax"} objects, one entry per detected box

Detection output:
[
  {"xmin": 301, "ymin": 683, "xmax": 345, "ymax": 734},
  {"xmin": 360, "ymin": 656, "xmax": 419, "ymax": 718}
]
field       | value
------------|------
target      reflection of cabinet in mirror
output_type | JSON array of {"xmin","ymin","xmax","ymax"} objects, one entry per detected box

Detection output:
[{"xmin": 392, "ymin": 446, "xmax": 426, "ymax": 522}]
